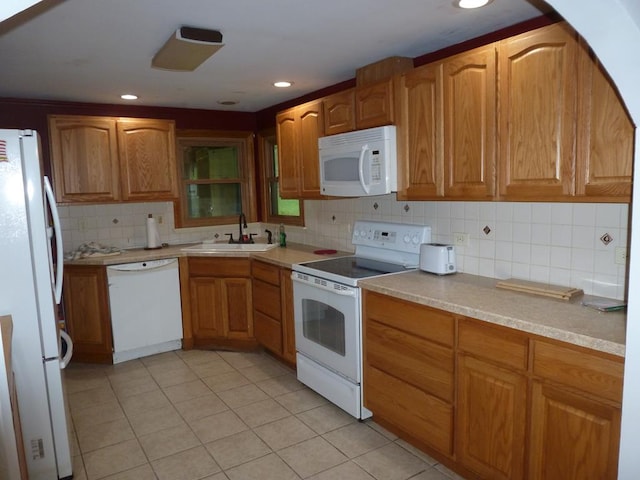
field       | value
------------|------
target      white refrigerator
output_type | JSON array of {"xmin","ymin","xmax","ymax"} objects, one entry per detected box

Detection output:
[{"xmin": 0, "ymin": 129, "xmax": 73, "ymax": 479}]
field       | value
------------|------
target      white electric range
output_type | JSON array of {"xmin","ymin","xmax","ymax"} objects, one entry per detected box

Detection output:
[{"xmin": 292, "ymin": 220, "xmax": 431, "ymax": 419}]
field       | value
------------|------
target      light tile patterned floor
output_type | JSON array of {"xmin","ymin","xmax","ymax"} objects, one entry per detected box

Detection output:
[{"xmin": 65, "ymin": 349, "xmax": 464, "ymax": 480}]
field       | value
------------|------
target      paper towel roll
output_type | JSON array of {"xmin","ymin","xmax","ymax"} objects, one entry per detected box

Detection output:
[{"xmin": 146, "ymin": 214, "xmax": 161, "ymax": 249}]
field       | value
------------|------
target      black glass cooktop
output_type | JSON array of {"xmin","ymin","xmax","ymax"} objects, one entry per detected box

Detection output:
[{"xmin": 300, "ymin": 255, "xmax": 408, "ymax": 279}]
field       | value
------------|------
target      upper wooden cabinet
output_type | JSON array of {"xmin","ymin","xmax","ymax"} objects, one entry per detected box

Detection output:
[
  {"xmin": 49, "ymin": 116, "xmax": 120, "ymax": 203},
  {"xmin": 398, "ymin": 44, "xmax": 497, "ymax": 201},
  {"xmin": 575, "ymin": 44, "xmax": 634, "ymax": 200},
  {"xmin": 443, "ymin": 45, "xmax": 497, "ymax": 199},
  {"xmin": 49, "ymin": 115, "xmax": 178, "ymax": 204},
  {"xmin": 323, "ymin": 78, "xmax": 396, "ymax": 136},
  {"xmin": 396, "ymin": 62, "xmax": 444, "ymax": 199},
  {"xmin": 498, "ymin": 22, "xmax": 579, "ymax": 200},
  {"xmin": 116, "ymin": 118, "xmax": 178, "ymax": 201},
  {"xmin": 323, "ymin": 89, "xmax": 356, "ymax": 135},
  {"xmin": 396, "ymin": 22, "xmax": 633, "ymax": 203},
  {"xmin": 276, "ymin": 99, "xmax": 325, "ymax": 199}
]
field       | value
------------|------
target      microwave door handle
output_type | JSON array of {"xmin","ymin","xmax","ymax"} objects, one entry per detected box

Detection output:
[{"xmin": 358, "ymin": 144, "xmax": 371, "ymax": 195}]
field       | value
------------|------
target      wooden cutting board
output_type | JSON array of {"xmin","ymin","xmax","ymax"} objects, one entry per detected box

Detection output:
[{"xmin": 496, "ymin": 278, "xmax": 583, "ymax": 301}]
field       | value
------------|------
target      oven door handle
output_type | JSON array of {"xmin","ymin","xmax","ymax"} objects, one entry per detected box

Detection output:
[{"xmin": 291, "ymin": 274, "xmax": 357, "ymax": 297}]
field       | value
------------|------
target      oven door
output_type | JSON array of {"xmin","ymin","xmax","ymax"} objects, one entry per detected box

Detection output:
[{"xmin": 292, "ymin": 271, "xmax": 361, "ymax": 383}]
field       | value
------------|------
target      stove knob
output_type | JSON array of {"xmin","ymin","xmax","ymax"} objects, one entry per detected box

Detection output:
[
  {"xmin": 412, "ymin": 234, "xmax": 421, "ymax": 244},
  {"xmin": 403, "ymin": 234, "xmax": 411, "ymax": 244},
  {"xmin": 361, "ymin": 230, "xmax": 368, "ymax": 238}
]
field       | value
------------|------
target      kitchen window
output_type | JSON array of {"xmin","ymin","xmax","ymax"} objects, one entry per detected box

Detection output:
[
  {"xmin": 174, "ymin": 131, "xmax": 256, "ymax": 228},
  {"xmin": 258, "ymin": 130, "xmax": 304, "ymax": 226}
]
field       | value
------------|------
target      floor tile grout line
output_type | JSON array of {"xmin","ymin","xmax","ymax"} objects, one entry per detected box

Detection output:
[{"xmin": 67, "ymin": 349, "xmax": 446, "ymax": 480}]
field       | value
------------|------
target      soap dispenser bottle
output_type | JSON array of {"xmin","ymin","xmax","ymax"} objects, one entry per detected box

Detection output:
[{"xmin": 279, "ymin": 223, "xmax": 287, "ymax": 247}]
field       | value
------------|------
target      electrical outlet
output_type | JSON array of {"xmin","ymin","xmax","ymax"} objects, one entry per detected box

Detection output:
[
  {"xmin": 615, "ymin": 247, "xmax": 627, "ymax": 265},
  {"xmin": 78, "ymin": 218, "xmax": 87, "ymax": 232},
  {"xmin": 453, "ymin": 232, "xmax": 469, "ymax": 247},
  {"xmin": 157, "ymin": 215, "xmax": 164, "ymax": 224}
]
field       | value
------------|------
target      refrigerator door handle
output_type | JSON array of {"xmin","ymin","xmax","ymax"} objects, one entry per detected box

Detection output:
[
  {"xmin": 59, "ymin": 330, "xmax": 73, "ymax": 369},
  {"xmin": 44, "ymin": 176, "xmax": 64, "ymax": 305}
]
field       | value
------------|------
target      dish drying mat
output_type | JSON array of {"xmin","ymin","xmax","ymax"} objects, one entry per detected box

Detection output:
[{"xmin": 496, "ymin": 278, "xmax": 583, "ymax": 301}]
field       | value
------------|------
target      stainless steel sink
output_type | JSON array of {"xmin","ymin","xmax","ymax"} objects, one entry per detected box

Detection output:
[{"xmin": 181, "ymin": 243, "xmax": 278, "ymax": 253}]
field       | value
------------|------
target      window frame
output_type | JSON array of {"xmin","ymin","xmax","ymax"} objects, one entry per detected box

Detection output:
[
  {"xmin": 257, "ymin": 128, "xmax": 304, "ymax": 226},
  {"xmin": 174, "ymin": 130, "xmax": 257, "ymax": 228}
]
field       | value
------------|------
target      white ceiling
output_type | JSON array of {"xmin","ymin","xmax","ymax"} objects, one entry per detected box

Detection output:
[{"xmin": 0, "ymin": 0, "xmax": 551, "ymax": 112}]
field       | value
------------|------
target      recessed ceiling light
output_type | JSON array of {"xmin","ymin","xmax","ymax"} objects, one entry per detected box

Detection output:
[
  {"xmin": 273, "ymin": 81, "xmax": 292, "ymax": 88},
  {"xmin": 457, "ymin": 0, "xmax": 492, "ymax": 8},
  {"xmin": 217, "ymin": 100, "xmax": 238, "ymax": 106},
  {"xmin": 121, "ymin": 94, "xmax": 138, "ymax": 100}
]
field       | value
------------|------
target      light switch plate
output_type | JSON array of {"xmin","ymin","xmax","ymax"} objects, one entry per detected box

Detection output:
[
  {"xmin": 615, "ymin": 247, "xmax": 627, "ymax": 265},
  {"xmin": 453, "ymin": 232, "xmax": 469, "ymax": 247}
]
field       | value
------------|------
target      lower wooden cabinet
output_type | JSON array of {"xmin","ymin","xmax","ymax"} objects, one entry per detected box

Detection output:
[
  {"xmin": 361, "ymin": 289, "xmax": 624, "ymax": 480},
  {"xmin": 363, "ymin": 290, "xmax": 455, "ymax": 456},
  {"xmin": 529, "ymin": 381, "xmax": 621, "ymax": 480},
  {"xmin": 63, "ymin": 265, "xmax": 113, "ymax": 364},
  {"xmin": 184, "ymin": 257, "xmax": 254, "ymax": 349},
  {"xmin": 457, "ymin": 354, "xmax": 527, "ymax": 480},
  {"xmin": 251, "ymin": 259, "xmax": 296, "ymax": 365}
]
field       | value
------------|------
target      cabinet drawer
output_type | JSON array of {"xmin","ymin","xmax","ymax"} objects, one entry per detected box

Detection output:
[
  {"xmin": 458, "ymin": 318, "xmax": 528, "ymax": 371},
  {"xmin": 366, "ymin": 318, "xmax": 454, "ymax": 402},
  {"xmin": 533, "ymin": 340, "xmax": 624, "ymax": 403},
  {"xmin": 254, "ymin": 311, "xmax": 282, "ymax": 354},
  {"xmin": 365, "ymin": 365, "xmax": 453, "ymax": 456},
  {"xmin": 253, "ymin": 279, "xmax": 281, "ymax": 319},
  {"xmin": 251, "ymin": 260, "xmax": 280, "ymax": 285},
  {"xmin": 364, "ymin": 291, "xmax": 454, "ymax": 347},
  {"xmin": 188, "ymin": 257, "xmax": 250, "ymax": 277}
]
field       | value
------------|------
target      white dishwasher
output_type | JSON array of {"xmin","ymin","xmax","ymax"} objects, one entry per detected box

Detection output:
[{"xmin": 107, "ymin": 258, "xmax": 183, "ymax": 364}]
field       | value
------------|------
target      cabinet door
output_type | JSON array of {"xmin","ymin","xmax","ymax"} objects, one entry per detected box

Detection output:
[
  {"xmin": 221, "ymin": 278, "xmax": 253, "ymax": 339},
  {"xmin": 456, "ymin": 354, "xmax": 527, "ymax": 480},
  {"xmin": 575, "ymin": 45, "xmax": 634, "ymax": 201},
  {"xmin": 298, "ymin": 100, "xmax": 325, "ymax": 198},
  {"xmin": 49, "ymin": 115, "xmax": 120, "ymax": 203},
  {"xmin": 396, "ymin": 62, "xmax": 444, "ymax": 199},
  {"xmin": 356, "ymin": 79, "xmax": 395, "ymax": 129},
  {"xmin": 189, "ymin": 277, "xmax": 224, "ymax": 341},
  {"xmin": 280, "ymin": 268, "xmax": 296, "ymax": 365},
  {"xmin": 117, "ymin": 118, "xmax": 178, "ymax": 201},
  {"xmin": 253, "ymin": 278, "xmax": 282, "ymax": 354},
  {"xmin": 323, "ymin": 89, "xmax": 356, "ymax": 135},
  {"xmin": 529, "ymin": 381, "xmax": 621, "ymax": 480},
  {"xmin": 276, "ymin": 109, "xmax": 299, "ymax": 198},
  {"xmin": 443, "ymin": 45, "xmax": 496, "ymax": 199},
  {"xmin": 63, "ymin": 265, "xmax": 113, "ymax": 363},
  {"xmin": 498, "ymin": 23, "xmax": 578, "ymax": 200}
]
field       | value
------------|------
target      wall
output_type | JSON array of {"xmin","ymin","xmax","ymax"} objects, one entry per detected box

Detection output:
[{"xmin": 60, "ymin": 196, "xmax": 629, "ymax": 300}]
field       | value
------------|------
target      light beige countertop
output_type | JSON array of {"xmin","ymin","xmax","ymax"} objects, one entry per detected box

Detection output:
[
  {"xmin": 359, "ymin": 271, "xmax": 626, "ymax": 357},
  {"xmin": 64, "ymin": 242, "xmax": 351, "ymax": 268}
]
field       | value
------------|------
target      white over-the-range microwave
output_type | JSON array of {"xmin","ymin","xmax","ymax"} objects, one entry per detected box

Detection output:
[{"xmin": 318, "ymin": 125, "xmax": 397, "ymax": 197}]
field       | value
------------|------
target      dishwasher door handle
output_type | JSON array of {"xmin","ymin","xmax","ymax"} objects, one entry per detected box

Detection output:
[{"xmin": 107, "ymin": 258, "xmax": 178, "ymax": 272}]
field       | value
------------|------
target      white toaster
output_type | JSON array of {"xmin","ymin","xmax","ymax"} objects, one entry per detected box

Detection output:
[{"xmin": 419, "ymin": 243, "xmax": 457, "ymax": 275}]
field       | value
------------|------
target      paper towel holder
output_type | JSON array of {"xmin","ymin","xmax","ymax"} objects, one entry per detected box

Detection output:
[{"xmin": 144, "ymin": 213, "xmax": 163, "ymax": 250}]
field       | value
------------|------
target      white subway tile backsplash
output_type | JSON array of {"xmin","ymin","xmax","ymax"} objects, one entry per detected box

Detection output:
[
  {"xmin": 571, "ymin": 225, "xmax": 596, "ymax": 249},
  {"xmin": 58, "ymin": 196, "xmax": 629, "ymax": 299},
  {"xmin": 573, "ymin": 204, "xmax": 597, "ymax": 226}
]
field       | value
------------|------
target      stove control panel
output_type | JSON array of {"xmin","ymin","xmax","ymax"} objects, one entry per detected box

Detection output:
[{"xmin": 352, "ymin": 220, "xmax": 431, "ymax": 254}]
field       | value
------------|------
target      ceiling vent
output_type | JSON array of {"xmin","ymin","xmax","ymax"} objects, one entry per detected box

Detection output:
[{"xmin": 151, "ymin": 26, "xmax": 224, "ymax": 71}]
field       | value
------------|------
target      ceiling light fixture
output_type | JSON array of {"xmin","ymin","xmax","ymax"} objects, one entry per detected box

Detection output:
[
  {"xmin": 457, "ymin": 0, "xmax": 492, "ymax": 8},
  {"xmin": 152, "ymin": 26, "xmax": 224, "ymax": 71},
  {"xmin": 273, "ymin": 81, "xmax": 292, "ymax": 88},
  {"xmin": 120, "ymin": 94, "xmax": 138, "ymax": 100}
]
